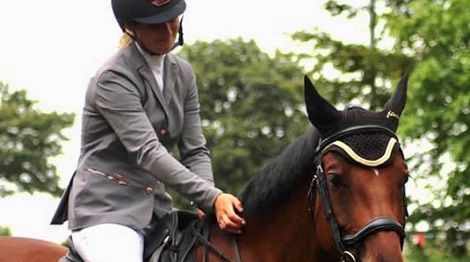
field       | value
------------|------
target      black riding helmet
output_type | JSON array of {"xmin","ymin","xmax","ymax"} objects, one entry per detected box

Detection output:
[{"xmin": 112, "ymin": 0, "xmax": 186, "ymax": 49}]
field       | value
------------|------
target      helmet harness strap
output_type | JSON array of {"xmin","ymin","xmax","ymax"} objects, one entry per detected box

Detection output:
[{"xmin": 173, "ymin": 15, "xmax": 184, "ymax": 49}]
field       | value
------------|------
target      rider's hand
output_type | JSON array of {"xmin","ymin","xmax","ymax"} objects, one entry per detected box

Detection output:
[{"xmin": 214, "ymin": 193, "xmax": 245, "ymax": 234}]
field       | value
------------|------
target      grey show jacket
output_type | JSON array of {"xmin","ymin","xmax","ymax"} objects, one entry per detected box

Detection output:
[{"xmin": 51, "ymin": 43, "xmax": 221, "ymax": 230}]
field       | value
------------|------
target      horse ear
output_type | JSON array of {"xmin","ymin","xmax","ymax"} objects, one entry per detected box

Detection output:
[
  {"xmin": 304, "ymin": 75, "xmax": 341, "ymax": 132},
  {"xmin": 383, "ymin": 75, "xmax": 408, "ymax": 130}
]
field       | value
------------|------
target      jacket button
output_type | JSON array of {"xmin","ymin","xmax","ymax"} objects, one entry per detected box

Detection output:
[
  {"xmin": 145, "ymin": 187, "xmax": 154, "ymax": 194},
  {"xmin": 159, "ymin": 129, "xmax": 167, "ymax": 135}
]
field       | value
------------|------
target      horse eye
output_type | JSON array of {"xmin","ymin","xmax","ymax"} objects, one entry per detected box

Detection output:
[
  {"xmin": 404, "ymin": 173, "xmax": 411, "ymax": 184},
  {"xmin": 328, "ymin": 175, "xmax": 346, "ymax": 187}
]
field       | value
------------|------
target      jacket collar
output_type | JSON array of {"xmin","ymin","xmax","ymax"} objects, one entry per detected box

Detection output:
[{"xmin": 124, "ymin": 43, "xmax": 177, "ymax": 109}]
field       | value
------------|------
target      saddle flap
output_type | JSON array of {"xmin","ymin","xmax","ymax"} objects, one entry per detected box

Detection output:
[{"xmin": 143, "ymin": 210, "xmax": 198, "ymax": 261}]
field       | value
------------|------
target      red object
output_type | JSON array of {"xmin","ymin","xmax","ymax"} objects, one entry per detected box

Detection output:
[
  {"xmin": 414, "ymin": 233, "xmax": 426, "ymax": 248},
  {"xmin": 148, "ymin": 0, "xmax": 170, "ymax": 7}
]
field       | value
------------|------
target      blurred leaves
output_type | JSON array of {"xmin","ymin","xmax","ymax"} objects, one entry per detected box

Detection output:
[
  {"xmin": 0, "ymin": 82, "xmax": 74, "ymax": 197},
  {"xmin": 0, "ymin": 226, "xmax": 11, "ymax": 236},
  {"xmin": 169, "ymin": 38, "xmax": 309, "ymax": 206},
  {"xmin": 292, "ymin": 0, "xmax": 469, "ymax": 257}
]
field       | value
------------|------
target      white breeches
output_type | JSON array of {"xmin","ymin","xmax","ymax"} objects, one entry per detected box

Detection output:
[{"xmin": 71, "ymin": 223, "xmax": 144, "ymax": 262}]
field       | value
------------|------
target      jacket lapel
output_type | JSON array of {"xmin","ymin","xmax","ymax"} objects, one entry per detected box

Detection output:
[
  {"xmin": 139, "ymin": 65, "xmax": 165, "ymax": 102},
  {"xmin": 128, "ymin": 44, "xmax": 169, "ymax": 117},
  {"xmin": 162, "ymin": 55, "xmax": 176, "ymax": 106}
]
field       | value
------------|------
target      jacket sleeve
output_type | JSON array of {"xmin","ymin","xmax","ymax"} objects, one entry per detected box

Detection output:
[
  {"xmin": 177, "ymin": 70, "xmax": 215, "ymax": 186},
  {"xmin": 92, "ymin": 70, "xmax": 221, "ymax": 213}
]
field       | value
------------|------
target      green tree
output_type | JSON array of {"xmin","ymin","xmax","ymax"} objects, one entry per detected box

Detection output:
[
  {"xmin": 384, "ymin": 0, "xmax": 470, "ymax": 257},
  {"xmin": 291, "ymin": 0, "xmax": 469, "ymax": 258},
  {"xmin": 0, "ymin": 82, "xmax": 75, "ymax": 197},
  {"xmin": 0, "ymin": 226, "xmax": 11, "ymax": 236},
  {"xmin": 405, "ymin": 239, "xmax": 470, "ymax": 262},
  {"xmin": 291, "ymin": 1, "xmax": 413, "ymax": 111},
  {"xmin": 169, "ymin": 38, "xmax": 309, "ymax": 208}
]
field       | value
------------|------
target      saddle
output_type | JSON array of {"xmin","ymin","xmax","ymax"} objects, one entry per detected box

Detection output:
[
  {"xmin": 145, "ymin": 210, "xmax": 200, "ymax": 262},
  {"xmin": 59, "ymin": 210, "xmax": 207, "ymax": 262}
]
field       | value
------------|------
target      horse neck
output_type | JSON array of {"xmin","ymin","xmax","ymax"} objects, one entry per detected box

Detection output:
[{"xmin": 237, "ymin": 178, "xmax": 320, "ymax": 262}]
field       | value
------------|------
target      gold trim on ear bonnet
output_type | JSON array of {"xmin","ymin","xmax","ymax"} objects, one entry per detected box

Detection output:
[{"xmin": 323, "ymin": 137, "xmax": 398, "ymax": 167}]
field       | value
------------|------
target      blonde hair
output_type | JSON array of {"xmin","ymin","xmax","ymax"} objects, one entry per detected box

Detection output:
[{"xmin": 118, "ymin": 29, "xmax": 134, "ymax": 49}]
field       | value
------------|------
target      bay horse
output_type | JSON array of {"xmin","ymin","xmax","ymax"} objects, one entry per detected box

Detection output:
[{"xmin": 0, "ymin": 75, "xmax": 409, "ymax": 262}]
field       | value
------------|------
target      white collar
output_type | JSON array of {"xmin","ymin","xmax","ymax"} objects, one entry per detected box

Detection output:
[{"xmin": 135, "ymin": 42, "xmax": 166, "ymax": 91}]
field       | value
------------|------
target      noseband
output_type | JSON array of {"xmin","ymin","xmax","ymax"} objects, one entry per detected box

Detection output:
[{"xmin": 308, "ymin": 125, "xmax": 407, "ymax": 262}]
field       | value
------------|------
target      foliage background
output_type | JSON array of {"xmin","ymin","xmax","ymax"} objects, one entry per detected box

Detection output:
[{"xmin": 1, "ymin": 0, "xmax": 468, "ymax": 260}]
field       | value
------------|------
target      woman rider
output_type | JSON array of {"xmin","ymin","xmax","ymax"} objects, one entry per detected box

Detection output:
[{"xmin": 51, "ymin": 0, "xmax": 245, "ymax": 261}]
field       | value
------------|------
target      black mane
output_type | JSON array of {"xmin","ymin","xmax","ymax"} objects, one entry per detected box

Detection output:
[{"xmin": 238, "ymin": 127, "xmax": 320, "ymax": 220}]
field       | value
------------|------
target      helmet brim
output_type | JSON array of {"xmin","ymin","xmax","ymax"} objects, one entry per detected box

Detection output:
[{"xmin": 134, "ymin": 0, "xmax": 186, "ymax": 24}]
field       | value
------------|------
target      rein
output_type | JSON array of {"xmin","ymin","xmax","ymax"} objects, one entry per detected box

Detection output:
[
  {"xmin": 307, "ymin": 125, "xmax": 407, "ymax": 262},
  {"xmin": 190, "ymin": 218, "xmax": 242, "ymax": 262}
]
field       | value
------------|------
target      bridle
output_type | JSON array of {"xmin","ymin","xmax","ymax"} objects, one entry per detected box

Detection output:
[
  {"xmin": 190, "ymin": 216, "xmax": 242, "ymax": 262},
  {"xmin": 307, "ymin": 125, "xmax": 408, "ymax": 262}
]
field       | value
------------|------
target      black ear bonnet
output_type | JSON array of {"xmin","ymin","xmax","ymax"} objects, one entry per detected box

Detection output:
[{"xmin": 304, "ymin": 75, "xmax": 408, "ymax": 166}]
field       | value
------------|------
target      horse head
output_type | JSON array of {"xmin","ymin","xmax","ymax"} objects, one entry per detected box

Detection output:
[{"xmin": 304, "ymin": 75, "xmax": 409, "ymax": 262}]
